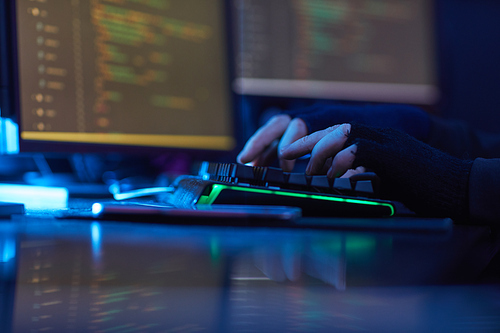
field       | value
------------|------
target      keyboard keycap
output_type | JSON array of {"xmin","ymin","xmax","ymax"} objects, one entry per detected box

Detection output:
[
  {"xmin": 288, "ymin": 173, "xmax": 308, "ymax": 186},
  {"xmin": 333, "ymin": 178, "xmax": 353, "ymax": 191},
  {"xmin": 232, "ymin": 163, "xmax": 255, "ymax": 181},
  {"xmin": 310, "ymin": 176, "xmax": 331, "ymax": 190},
  {"xmin": 263, "ymin": 167, "xmax": 285, "ymax": 184},
  {"xmin": 354, "ymin": 180, "xmax": 374, "ymax": 194}
]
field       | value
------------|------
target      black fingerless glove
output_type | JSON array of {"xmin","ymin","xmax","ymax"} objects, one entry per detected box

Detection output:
[
  {"xmin": 286, "ymin": 103, "xmax": 431, "ymax": 142},
  {"xmin": 346, "ymin": 123, "xmax": 474, "ymax": 222}
]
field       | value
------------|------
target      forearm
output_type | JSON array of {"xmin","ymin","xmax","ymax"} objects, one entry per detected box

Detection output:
[
  {"xmin": 469, "ymin": 158, "xmax": 500, "ymax": 224},
  {"xmin": 345, "ymin": 124, "xmax": 473, "ymax": 222},
  {"xmin": 428, "ymin": 116, "xmax": 500, "ymax": 159},
  {"xmin": 287, "ymin": 103, "xmax": 431, "ymax": 141}
]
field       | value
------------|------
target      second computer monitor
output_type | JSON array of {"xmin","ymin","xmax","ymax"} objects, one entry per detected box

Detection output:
[{"xmin": 233, "ymin": 0, "xmax": 438, "ymax": 105}]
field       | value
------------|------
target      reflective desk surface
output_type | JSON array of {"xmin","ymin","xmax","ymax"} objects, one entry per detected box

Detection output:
[{"xmin": 1, "ymin": 199, "xmax": 500, "ymax": 333}]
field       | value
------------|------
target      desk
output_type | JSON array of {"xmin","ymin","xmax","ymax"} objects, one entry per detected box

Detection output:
[{"xmin": 1, "ymin": 199, "xmax": 500, "ymax": 332}]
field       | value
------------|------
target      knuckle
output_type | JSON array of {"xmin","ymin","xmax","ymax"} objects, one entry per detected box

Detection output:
[
  {"xmin": 290, "ymin": 117, "xmax": 306, "ymax": 129},
  {"xmin": 273, "ymin": 114, "xmax": 291, "ymax": 124},
  {"xmin": 299, "ymin": 135, "xmax": 310, "ymax": 145}
]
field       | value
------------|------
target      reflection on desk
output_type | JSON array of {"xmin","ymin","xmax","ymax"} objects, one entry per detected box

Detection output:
[{"xmin": 1, "ymin": 209, "xmax": 500, "ymax": 332}]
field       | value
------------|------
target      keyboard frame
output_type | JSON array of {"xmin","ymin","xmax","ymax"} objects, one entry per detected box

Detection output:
[{"xmin": 171, "ymin": 176, "xmax": 396, "ymax": 218}]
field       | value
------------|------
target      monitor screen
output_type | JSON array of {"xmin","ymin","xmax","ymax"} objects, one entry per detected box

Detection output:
[
  {"xmin": 6, "ymin": 0, "xmax": 236, "ymax": 154},
  {"xmin": 232, "ymin": 0, "xmax": 439, "ymax": 105}
]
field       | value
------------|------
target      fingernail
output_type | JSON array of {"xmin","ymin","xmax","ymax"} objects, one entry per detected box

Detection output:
[
  {"xmin": 327, "ymin": 168, "xmax": 338, "ymax": 178},
  {"xmin": 328, "ymin": 166, "xmax": 340, "ymax": 178},
  {"xmin": 327, "ymin": 169, "xmax": 333, "ymax": 178},
  {"xmin": 306, "ymin": 163, "xmax": 312, "ymax": 175}
]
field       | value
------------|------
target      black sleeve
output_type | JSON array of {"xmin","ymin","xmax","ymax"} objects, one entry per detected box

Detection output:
[
  {"xmin": 346, "ymin": 123, "xmax": 474, "ymax": 223},
  {"xmin": 428, "ymin": 115, "xmax": 500, "ymax": 159},
  {"xmin": 469, "ymin": 158, "xmax": 500, "ymax": 223},
  {"xmin": 287, "ymin": 104, "xmax": 500, "ymax": 159},
  {"xmin": 285, "ymin": 103, "xmax": 431, "ymax": 142}
]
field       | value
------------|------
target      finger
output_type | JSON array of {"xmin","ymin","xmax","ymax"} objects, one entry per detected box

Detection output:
[
  {"xmin": 306, "ymin": 124, "xmax": 351, "ymax": 175},
  {"xmin": 278, "ymin": 118, "xmax": 308, "ymax": 172},
  {"xmin": 340, "ymin": 166, "xmax": 366, "ymax": 178},
  {"xmin": 254, "ymin": 139, "xmax": 279, "ymax": 166},
  {"xmin": 237, "ymin": 114, "xmax": 291, "ymax": 164},
  {"xmin": 320, "ymin": 157, "xmax": 333, "ymax": 174},
  {"xmin": 280, "ymin": 124, "xmax": 343, "ymax": 160},
  {"xmin": 327, "ymin": 144, "xmax": 357, "ymax": 179}
]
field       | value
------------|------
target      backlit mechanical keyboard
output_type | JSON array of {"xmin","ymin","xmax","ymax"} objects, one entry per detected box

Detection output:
[
  {"xmin": 167, "ymin": 162, "xmax": 396, "ymax": 217},
  {"xmin": 199, "ymin": 162, "xmax": 379, "ymax": 196}
]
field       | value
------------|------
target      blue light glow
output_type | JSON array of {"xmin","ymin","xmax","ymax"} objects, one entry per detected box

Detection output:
[
  {"xmin": 0, "ymin": 117, "xmax": 19, "ymax": 154},
  {"xmin": 92, "ymin": 203, "xmax": 104, "ymax": 216},
  {"xmin": 0, "ymin": 184, "xmax": 68, "ymax": 210},
  {"xmin": 1, "ymin": 238, "xmax": 16, "ymax": 263},
  {"xmin": 91, "ymin": 222, "xmax": 102, "ymax": 261}
]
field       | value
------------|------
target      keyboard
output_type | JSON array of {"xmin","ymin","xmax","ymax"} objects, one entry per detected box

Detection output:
[{"xmin": 164, "ymin": 162, "xmax": 396, "ymax": 218}]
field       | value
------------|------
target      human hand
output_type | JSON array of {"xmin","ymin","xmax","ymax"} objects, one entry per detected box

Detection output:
[
  {"xmin": 237, "ymin": 114, "xmax": 308, "ymax": 172},
  {"xmin": 238, "ymin": 103, "xmax": 431, "ymax": 172},
  {"xmin": 280, "ymin": 123, "xmax": 359, "ymax": 178},
  {"xmin": 282, "ymin": 123, "xmax": 473, "ymax": 221}
]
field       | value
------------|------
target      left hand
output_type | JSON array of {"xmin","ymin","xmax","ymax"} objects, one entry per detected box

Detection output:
[
  {"xmin": 237, "ymin": 114, "xmax": 308, "ymax": 171},
  {"xmin": 280, "ymin": 123, "xmax": 362, "ymax": 178}
]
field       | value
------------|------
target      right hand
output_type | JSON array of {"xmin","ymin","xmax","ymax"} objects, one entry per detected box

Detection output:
[
  {"xmin": 237, "ymin": 114, "xmax": 308, "ymax": 172},
  {"xmin": 280, "ymin": 122, "xmax": 473, "ymax": 220},
  {"xmin": 280, "ymin": 123, "xmax": 357, "ymax": 178},
  {"xmin": 237, "ymin": 102, "xmax": 431, "ymax": 172}
]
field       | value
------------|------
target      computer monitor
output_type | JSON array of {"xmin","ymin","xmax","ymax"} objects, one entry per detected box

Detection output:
[
  {"xmin": 1, "ymin": 0, "xmax": 237, "ymax": 157},
  {"xmin": 232, "ymin": 0, "xmax": 439, "ymax": 105}
]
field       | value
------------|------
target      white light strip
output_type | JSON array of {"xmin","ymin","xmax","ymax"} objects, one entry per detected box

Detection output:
[
  {"xmin": 231, "ymin": 277, "xmax": 271, "ymax": 281},
  {"xmin": 234, "ymin": 78, "xmax": 440, "ymax": 105}
]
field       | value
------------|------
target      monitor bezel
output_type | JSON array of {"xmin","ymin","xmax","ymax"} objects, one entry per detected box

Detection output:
[{"xmin": 0, "ymin": 1, "xmax": 16, "ymax": 119}]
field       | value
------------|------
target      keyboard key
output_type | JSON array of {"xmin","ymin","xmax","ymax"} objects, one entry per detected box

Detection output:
[
  {"xmin": 333, "ymin": 178, "xmax": 353, "ymax": 191},
  {"xmin": 288, "ymin": 173, "xmax": 308, "ymax": 186},
  {"xmin": 263, "ymin": 167, "xmax": 285, "ymax": 184},
  {"xmin": 354, "ymin": 180, "xmax": 374, "ymax": 194},
  {"xmin": 232, "ymin": 163, "xmax": 255, "ymax": 181},
  {"xmin": 310, "ymin": 176, "xmax": 331, "ymax": 190}
]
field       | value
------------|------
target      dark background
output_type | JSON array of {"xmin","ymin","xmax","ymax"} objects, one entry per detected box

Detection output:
[{"xmin": 435, "ymin": 0, "xmax": 500, "ymax": 133}]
